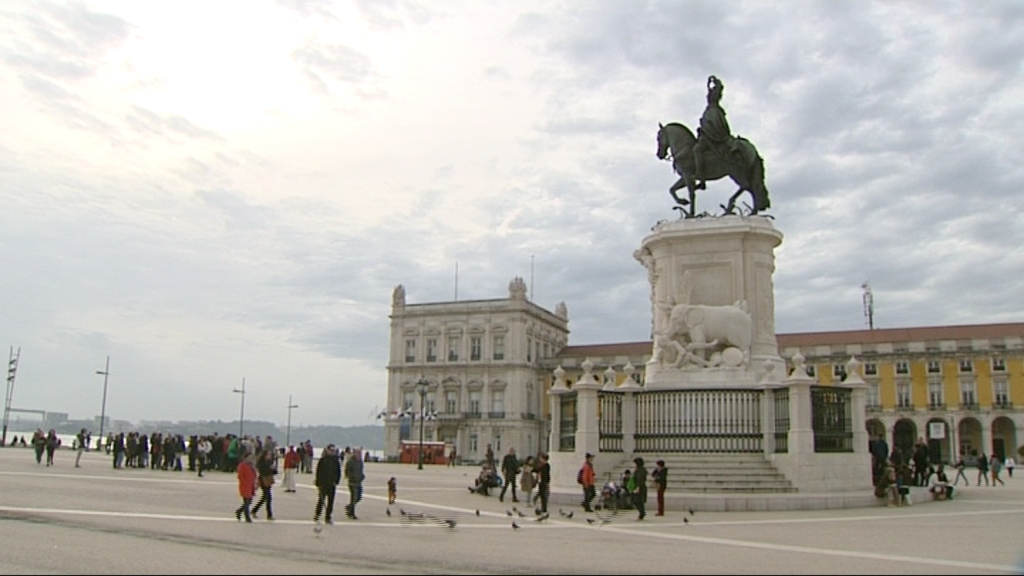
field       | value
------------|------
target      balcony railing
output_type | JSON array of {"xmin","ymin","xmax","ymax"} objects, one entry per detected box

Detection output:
[
  {"xmin": 465, "ymin": 412, "xmax": 482, "ymax": 419},
  {"xmin": 927, "ymin": 403, "xmax": 946, "ymax": 411},
  {"xmin": 993, "ymin": 401, "xmax": 1013, "ymax": 410},
  {"xmin": 487, "ymin": 411, "xmax": 505, "ymax": 419},
  {"xmin": 960, "ymin": 402, "xmax": 979, "ymax": 411},
  {"xmin": 866, "ymin": 403, "xmax": 882, "ymax": 412}
]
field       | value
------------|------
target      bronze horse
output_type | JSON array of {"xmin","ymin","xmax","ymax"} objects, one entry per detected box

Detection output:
[{"xmin": 656, "ymin": 122, "xmax": 770, "ymax": 218}]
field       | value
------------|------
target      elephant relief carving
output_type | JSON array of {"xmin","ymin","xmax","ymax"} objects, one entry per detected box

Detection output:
[{"xmin": 653, "ymin": 270, "xmax": 753, "ymax": 369}]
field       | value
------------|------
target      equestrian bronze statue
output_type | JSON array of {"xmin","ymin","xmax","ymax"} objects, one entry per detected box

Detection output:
[{"xmin": 656, "ymin": 76, "xmax": 770, "ymax": 218}]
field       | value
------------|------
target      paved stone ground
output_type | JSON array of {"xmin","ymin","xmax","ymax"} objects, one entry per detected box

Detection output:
[{"xmin": 1, "ymin": 447, "xmax": 1023, "ymax": 574}]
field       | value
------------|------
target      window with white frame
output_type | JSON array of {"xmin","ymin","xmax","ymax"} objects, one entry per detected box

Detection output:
[
  {"xmin": 867, "ymin": 383, "xmax": 879, "ymax": 407},
  {"xmin": 445, "ymin": 390, "xmax": 458, "ymax": 413},
  {"xmin": 425, "ymin": 393, "xmax": 436, "ymax": 413},
  {"xmin": 959, "ymin": 358, "xmax": 973, "ymax": 373},
  {"xmin": 805, "ymin": 364, "xmax": 816, "ymax": 378},
  {"xmin": 927, "ymin": 360, "xmax": 941, "ymax": 374},
  {"xmin": 470, "ymin": 337, "xmax": 482, "ymax": 361},
  {"xmin": 897, "ymin": 382, "xmax": 911, "ymax": 409},
  {"xmin": 895, "ymin": 360, "xmax": 909, "ymax": 375},
  {"xmin": 402, "ymin": 391, "xmax": 414, "ymax": 412},
  {"xmin": 491, "ymin": 389, "xmax": 504, "ymax": 414},
  {"xmin": 426, "ymin": 338, "xmax": 437, "ymax": 362},
  {"xmin": 960, "ymin": 380, "xmax": 977, "ymax": 407},
  {"xmin": 632, "ymin": 372, "xmax": 643, "ymax": 384},
  {"xmin": 994, "ymin": 380, "xmax": 1009, "ymax": 406},
  {"xmin": 468, "ymin": 390, "xmax": 481, "ymax": 414},
  {"xmin": 405, "ymin": 339, "xmax": 416, "ymax": 362},
  {"xmin": 928, "ymin": 381, "xmax": 944, "ymax": 407},
  {"xmin": 992, "ymin": 357, "xmax": 1006, "ymax": 372},
  {"xmin": 493, "ymin": 335, "xmax": 505, "ymax": 360},
  {"xmin": 469, "ymin": 433, "xmax": 478, "ymax": 453},
  {"xmin": 448, "ymin": 336, "xmax": 460, "ymax": 361},
  {"xmin": 833, "ymin": 364, "xmax": 846, "ymax": 379},
  {"xmin": 864, "ymin": 362, "xmax": 878, "ymax": 376}
]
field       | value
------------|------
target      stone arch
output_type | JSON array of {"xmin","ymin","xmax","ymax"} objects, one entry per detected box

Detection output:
[
  {"xmin": 991, "ymin": 416, "xmax": 1017, "ymax": 461},
  {"xmin": 893, "ymin": 419, "xmax": 917, "ymax": 460},
  {"xmin": 958, "ymin": 417, "xmax": 983, "ymax": 464},
  {"xmin": 924, "ymin": 417, "xmax": 952, "ymax": 464}
]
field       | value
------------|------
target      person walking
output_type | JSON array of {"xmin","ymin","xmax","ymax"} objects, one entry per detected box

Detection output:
[
  {"xmin": 952, "ymin": 456, "xmax": 969, "ymax": 486},
  {"xmin": 498, "ymin": 447, "xmax": 520, "ymax": 503},
  {"xmin": 31, "ymin": 429, "xmax": 45, "ymax": 465},
  {"xmin": 282, "ymin": 445, "xmax": 300, "ymax": 492},
  {"xmin": 1005, "ymin": 456, "xmax": 1016, "ymax": 478},
  {"xmin": 534, "ymin": 452, "xmax": 551, "ymax": 515},
  {"xmin": 196, "ymin": 436, "xmax": 211, "ymax": 477},
  {"xmin": 75, "ymin": 428, "xmax": 88, "ymax": 468},
  {"xmin": 632, "ymin": 457, "xmax": 648, "ymax": 520},
  {"xmin": 976, "ymin": 453, "xmax": 990, "ymax": 486},
  {"xmin": 313, "ymin": 444, "xmax": 341, "ymax": 525},
  {"xmin": 519, "ymin": 456, "xmax": 536, "ymax": 507},
  {"xmin": 44, "ymin": 430, "xmax": 59, "ymax": 466},
  {"xmin": 990, "ymin": 455, "xmax": 1006, "ymax": 486},
  {"xmin": 344, "ymin": 448, "xmax": 365, "ymax": 520},
  {"xmin": 579, "ymin": 453, "xmax": 596, "ymax": 512},
  {"xmin": 652, "ymin": 459, "xmax": 668, "ymax": 516},
  {"xmin": 251, "ymin": 449, "xmax": 276, "ymax": 520},
  {"xmin": 234, "ymin": 451, "xmax": 257, "ymax": 522}
]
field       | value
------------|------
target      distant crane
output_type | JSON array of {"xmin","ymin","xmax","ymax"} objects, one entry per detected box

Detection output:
[{"xmin": 861, "ymin": 282, "xmax": 875, "ymax": 330}]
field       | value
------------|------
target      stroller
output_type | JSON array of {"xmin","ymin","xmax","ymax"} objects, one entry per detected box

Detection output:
[{"xmin": 596, "ymin": 481, "xmax": 633, "ymax": 512}]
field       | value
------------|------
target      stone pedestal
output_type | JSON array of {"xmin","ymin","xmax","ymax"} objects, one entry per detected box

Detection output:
[{"xmin": 636, "ymin": 215, "xmax": 785, "ymax": 389}]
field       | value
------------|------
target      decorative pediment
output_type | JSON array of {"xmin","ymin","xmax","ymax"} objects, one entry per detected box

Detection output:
[
  {"xmin": 468, "ymin": 326, "xmax": 486, "ymax": 335},
  {"xmin": 441, "ymin": 377, "xmax": 461, "ymax": 390},
  {"xmin": 488, "ymin": 379, "xmax": 508, "ymax": 390},
  {"xmin": 446, "ymin": 327, "xmax": 464, "ymax": 336},
  {"xmin": 491, "ymin": 326, "xmax": 508, "ymax": 334},
  {"xmin": 403, "ymin": 328, "xmax": 420, "ymax": 337},
  {"xmin": 466, "ymin": 380, "xmax": 484, "ymax": 391},
  {"xmin": 424, "ymin": 328, "xmax": 442, "ymax": 336}
]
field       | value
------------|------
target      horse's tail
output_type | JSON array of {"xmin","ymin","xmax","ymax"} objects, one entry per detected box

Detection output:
[{"xmin": 736, "ymin": 137, "xmax": 770, "ymax": 211}]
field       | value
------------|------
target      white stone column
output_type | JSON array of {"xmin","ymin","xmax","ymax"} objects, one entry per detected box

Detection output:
[
  {"xmin": 758, "ymin": 360, "xmax": 783, "ymax": 455},
  {"xmin": 548, "ymin": 366, "xmax": 568, "ymax": 452},
  {"xmin": 844, "ymin": 356, "xmax": 870, "ymax": 455},
  {"xmin": 786, "ymin": 352, "xmax": 815, "ymax": 456},
  {"xmin": 574, "ymin": 358, "xmax": 602, "ymax": 458},
  {"xmin": 621, "ymin": 363, "xmax": 641, "ymax": 455}
]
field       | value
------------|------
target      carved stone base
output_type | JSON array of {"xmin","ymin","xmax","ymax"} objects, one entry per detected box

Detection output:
[{"xmin": 636, "ymin": 215, "xmax": 785, "ymax": 388}]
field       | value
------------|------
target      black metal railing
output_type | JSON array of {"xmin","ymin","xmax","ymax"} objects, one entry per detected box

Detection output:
[
  {"xmin": 465, "ymin": 412, "xmax": 482, "ymax": 419},
  {"xmin": 811, "ymin": 386, "xmax": 853, "ymax": 453},
  {"xmin": 774, "ymin": 388, "xmax": 789, "ymax": 454},
  {"xmin": 599, "ymin": 433, "xmax": 623, "ymax": 452},
  {"xmin": 559, "ymin": 394, "xmax": 577, "ymax": 452},
  {"xmin": 633, "ymin": 389, "xmax": 763, "ymax": 453},
  {"xmin": 993, "ymin": 401, "xmax": 1013, "ymax": 410}
]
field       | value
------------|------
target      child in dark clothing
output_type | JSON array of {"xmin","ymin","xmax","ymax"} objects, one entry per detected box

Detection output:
[{"xmin": 387, "ymin": 477, "xmax": 397, "ymax": 504}]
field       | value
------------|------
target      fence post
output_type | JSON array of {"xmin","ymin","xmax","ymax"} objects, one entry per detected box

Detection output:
[
  {"xmin": 786, "ymin": 352, "xmax": 815, "ymax": 455},
  {"xmin": 759, "ymin": 360, "xmax": 783, "ymax": 456},
  {"xmin": 549, "ymin": 366, "xmax": 568, "ymax": 452},
  {"xmin": 844, "ymin": 356, "xmax": 869, "ymax": 455},
  {"xmin": 573, "ymin": 358, "xmax": 602, "ymax": 459},
  {"xmin": 621, "ymin": 362, "xmax": 640, "ymax": 454}
]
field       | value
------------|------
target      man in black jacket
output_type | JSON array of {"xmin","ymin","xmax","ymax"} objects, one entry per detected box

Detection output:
[
  {"xmin": 498, "ymin": 447, "xmax": 520, "ymax": 503},
  {"xmin": 344, "ymin": 448, "xmax": 365, "ymax": 520},
  {"xmin": 314, "ymin": 444, "xmax": 341, "ymax": 524}
]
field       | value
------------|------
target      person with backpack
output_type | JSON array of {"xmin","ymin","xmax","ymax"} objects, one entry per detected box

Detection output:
[{"xmin": 578, "ymin": 453, "xmax": 596, "ymax": 512}]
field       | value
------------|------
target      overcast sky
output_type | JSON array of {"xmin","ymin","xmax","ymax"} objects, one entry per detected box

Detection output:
[{"xmin": 1, "ymin": 0, "xmax": 1022, "ymax": 429}]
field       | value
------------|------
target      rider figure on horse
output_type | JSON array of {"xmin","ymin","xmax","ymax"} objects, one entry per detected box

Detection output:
[{"xmin": 693, "ymin": 75, "xmax": 741, "ymax": 190}]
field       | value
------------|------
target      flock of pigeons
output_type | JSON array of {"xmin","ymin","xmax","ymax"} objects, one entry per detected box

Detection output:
[{"xmin": 362, "ymin": 505, "xmax": 698, "ymax": 531}]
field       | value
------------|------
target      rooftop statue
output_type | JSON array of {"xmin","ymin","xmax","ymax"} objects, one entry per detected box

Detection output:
[{"xmin": 656, "ymin": 76, "xmax": 770, "ymax": 218}]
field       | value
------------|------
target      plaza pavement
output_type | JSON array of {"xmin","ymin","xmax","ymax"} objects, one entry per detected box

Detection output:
[{"xmin": 1, "ymin": 447, "xmax": 1023, "ymax": 575}]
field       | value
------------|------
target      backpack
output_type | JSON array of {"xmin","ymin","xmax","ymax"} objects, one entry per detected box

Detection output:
[{"xmin": 577, "ymin": 466, "xmax": 585, "ymax": 485}]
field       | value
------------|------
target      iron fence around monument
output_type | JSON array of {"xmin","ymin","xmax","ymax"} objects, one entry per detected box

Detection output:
[
  {"xmin": 773, "ymin": 387, "xmax": 790, "ymax": 453},
  {"xmin": 634, "ymin": 389, "xmax": 763, "ymax": 453},
  {"xmin": 598, "ymin": 392, "xmax": 623, "ymax": 452},
  {"xmin": 811, "ymin": 386, "xmax": 853, "ymax": 453},
  {"xmin": 559, "ymin": 393, "xmax": 577, "ymax": 452}
]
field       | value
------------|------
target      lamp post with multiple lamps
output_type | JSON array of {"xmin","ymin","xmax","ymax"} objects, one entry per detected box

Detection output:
[
  {"xmin": 416, "ymin": 378, "xmax": 429, "ymax": 470},
  {"xmin": 233, "ymin": 378, "xmax": 246, "ymax": 438},
  {"xmin": 96, "ymin": 356, "xmax": 110, "ymax": 442},
  {"xmin": 286, "ymin": 395, "xmax": 299, "ymax": 447}
]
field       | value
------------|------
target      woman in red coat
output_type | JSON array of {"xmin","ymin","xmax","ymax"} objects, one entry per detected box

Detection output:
[{"xmin": 234, "ymin": 451, "xmax": 258, "ymax": 522}]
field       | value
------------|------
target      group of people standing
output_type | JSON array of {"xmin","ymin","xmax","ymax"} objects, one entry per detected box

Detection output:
[
  {"xmin": 468, "ymin": 446, "xmax": 553, "ymax": 515},
  {"xmin": 578, "ymin": 453, "xmax": 668, "ymax": 520},
  {"xmin": 233, "ymin": 443, "xmax": 366, "ymax": 525}
]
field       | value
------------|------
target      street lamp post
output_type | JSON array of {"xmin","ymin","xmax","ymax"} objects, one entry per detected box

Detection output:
[
  {"xmin": 416, "ymin": 378, "xmax": 429, "ymax": 470},
  {"xmin": 96, "ymin": 356, "xmax": 110, "ymax": 442},
  {"xmin": 286, "ymin": 395, "xmax": 299, "ymax": 447},
  {"xmin": 233, "ymin": 378, "xmax": 246, "ymax": 438}
]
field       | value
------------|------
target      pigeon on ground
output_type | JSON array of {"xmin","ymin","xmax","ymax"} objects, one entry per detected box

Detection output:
[
  {"xmin": 512, "ymin": 521, "xmax": 520, "ymax": 530},
  {"xmin": 386, "ymin": 508, "xmax": 391, "ymax": 517},
  {"xmin": 517, "ymin": 511, "xmax": 525, "ymax": 518},
  {"xmin": 683, "ymin": 517, "xmax": 689, "ymax": 524},
  {"xmin": 586, "ymin": 518, "xmax": 595, "ymax": 525},
  {"xmin": 443, "ymin": 519, "xmax": 457, "ymax": 528},
  {"xmin": 475, "ymin": 509, "xmax": 480, "ymax": 516},
  {"xmin": 558, "ymin": 509, "xmax": 567, "ymax": 517},
  {"xmin": 506, "ymin": 510, "xmax": 513, "ymax": 517},
  {"xmin": 400, "ymin": 509, "xmax": 407, "ymax": 516},
  {"xmin": 565, "ymin": 511, "xmax": 574, "ymax": 519},
  {"xmin": 688, "ymin": 507, "xmax": 695, "ymax": 516}
]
